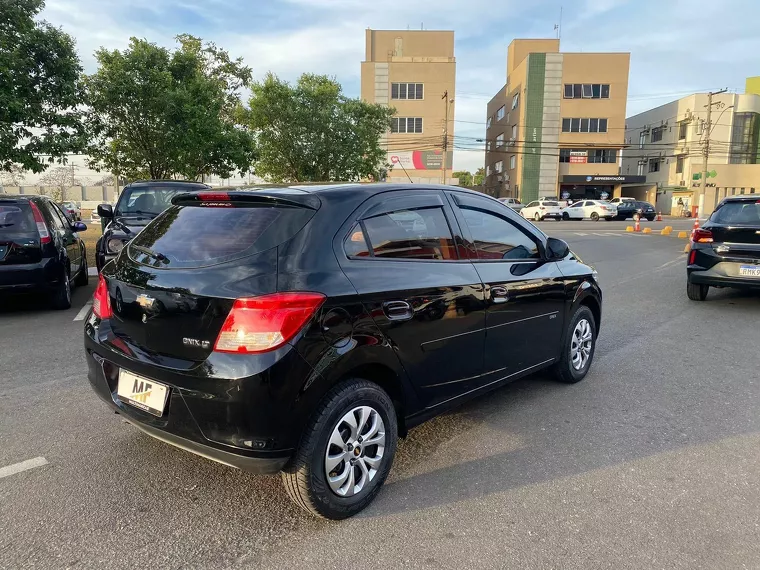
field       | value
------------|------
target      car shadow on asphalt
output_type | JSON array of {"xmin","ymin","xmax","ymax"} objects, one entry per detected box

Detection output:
[{"xmin": 0, "ymin": 285, "xmax": 94, "ymax": 315}]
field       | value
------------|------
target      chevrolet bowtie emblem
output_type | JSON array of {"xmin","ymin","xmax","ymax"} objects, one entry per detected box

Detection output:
[{"xmin": 136, "ymin": 294, "xmax": 156, "ymax": 309}]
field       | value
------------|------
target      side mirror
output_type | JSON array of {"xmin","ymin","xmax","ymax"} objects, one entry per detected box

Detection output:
[
  {"xmin": 73, "ymin": 221, "xmax": 88, "ymax": 232},
  {"xmin": 97, "ymin": 203, "xmax": 113, "ymax": 218},
  {"xmin": 546, "ymin": 237, "xmax": 570, "ymax": 261}
]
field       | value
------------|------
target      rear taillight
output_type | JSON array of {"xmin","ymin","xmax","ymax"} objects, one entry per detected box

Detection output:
[
  {"xmin": 688, "ymin": 249, "xmax": 697, "ymax": 264},
  {"xmin": 692, "ymin": 228, "xmax": 713, "ymax": 243},
  {"xmin": 214, "ymin": 292, "xmax": 326, "ymax": 354},
  {"xmin": 29, "ymin": 202, "xmax": 51, "ymax": 244},
  {"xmin": 92, "ymin": 274, "xmax": 112, "ymax": 319}
]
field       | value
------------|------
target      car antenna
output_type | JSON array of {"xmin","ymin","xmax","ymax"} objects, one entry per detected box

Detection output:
[{"xmin": 393, "ymin": 158, "xmax": 414, "ymax": 183}]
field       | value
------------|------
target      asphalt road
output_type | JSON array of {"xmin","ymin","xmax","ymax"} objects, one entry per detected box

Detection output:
[{"xmin": 2, "ymin": 219, "xmax": 759, "ymax": 570}]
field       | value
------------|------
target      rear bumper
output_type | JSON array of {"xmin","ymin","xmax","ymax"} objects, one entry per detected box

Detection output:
[
  {"xmin": 0, "ymin": 258, "xmax": 61, "ymax": 292},
  {"xmin": 83, "ymin": 325, "xmax": 309, "ymax": 475},
  {"xmin": 688, "ymin": 262, "xmax": 760, "ymax": 289}
]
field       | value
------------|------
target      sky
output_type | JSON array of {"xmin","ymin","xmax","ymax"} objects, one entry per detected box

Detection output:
[{"xmin": 40, "ymin": 0, "xmax": 760, "ymax": 175}]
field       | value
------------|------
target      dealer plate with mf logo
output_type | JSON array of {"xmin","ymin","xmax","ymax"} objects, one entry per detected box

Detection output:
[{"xmin": 117, "ymin": 369, "xmax": 169, "ymax": 417}]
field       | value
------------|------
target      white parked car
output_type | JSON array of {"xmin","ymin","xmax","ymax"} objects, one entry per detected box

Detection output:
[
  {"xmin": 562, "ymin": 200, "xmax": 617, "ymax": 221},
  {"xmin": 521, "ymin": 200, "xmax": 563, "ymax": 221},
  {"xmin": 498, "ymin": 197, "xmax": 523, "ymax": 212}
]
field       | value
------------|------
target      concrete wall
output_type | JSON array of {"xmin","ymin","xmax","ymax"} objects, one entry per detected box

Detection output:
[{"xmin": 0, "ymin": 185, "xmax": 119, "ymax": 204}]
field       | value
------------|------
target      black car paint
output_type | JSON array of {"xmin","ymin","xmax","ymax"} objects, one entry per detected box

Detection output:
[
  {"xmin": 0, "ymin": 194, "xmax": 88, "ymax": 296},
  {"xmin": 84, "ymin": 184, "xmax": 602, "ymax": 474},
  {"xmin": 95, "ymin": 180, "xmax": 210, "ymax": 271},
  {"xmin": 688, "ymin": 195, "xmax": 760, "ymax": 289}
]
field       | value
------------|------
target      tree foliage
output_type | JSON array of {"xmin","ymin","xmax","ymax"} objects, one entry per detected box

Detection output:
[
  {"xmin": 39, "ymin": 166, "xmax": 81, "ymax": 201},
  {"xmin": 247, "ymin": 73, "xmax": 394, "ymax": 182},
  {"xmin": 0, "ymin": 0, "xmax": 85, "ymax": 173},
  {"xmin": 84, "ymin": 35, "xmax": 256, "ymax": 181},
  {"xmin": 0, "ymin": 164, "xmax": 26, "ymax": 186},
  {"xmin": 452, "ymin": 170, "xmax": 473, "ymax": 187},
  {"xmin": 473, "ymin": 167, "xmax": 485, "ymax": 186}
]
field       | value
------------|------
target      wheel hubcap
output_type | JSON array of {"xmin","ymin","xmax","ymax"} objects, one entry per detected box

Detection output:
[
  {"xmin": 570, "ymin": 318, "xmax": 593, "ymax": 370},
  {"xmin": 324, "ymin": 406, "xmax": 386, "ymax": 497}
]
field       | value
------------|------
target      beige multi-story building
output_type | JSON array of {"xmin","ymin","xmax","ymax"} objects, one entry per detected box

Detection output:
[
  {"xmin": 622, "ymin": 78, "xmax": 760, "ymax": 216},
  {"xmin": 484, "ymin": 39, "xmax": 631, "ymax": 204},
  {"xmin": 361, "ymin": 29, "xmax": 455, "ymax": 184}
]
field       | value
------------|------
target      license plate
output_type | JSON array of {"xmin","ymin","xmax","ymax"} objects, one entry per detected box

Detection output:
[
  {"xmin": 739, "ymin": 265, "xmax": 760, "ymax": 277},
  {"xmin": 117, "ymin": 369, "xmax": 169, "ymax": 416}
]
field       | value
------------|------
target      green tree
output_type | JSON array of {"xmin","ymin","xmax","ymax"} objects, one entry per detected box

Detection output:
[
  {"xmin": 84, "ymin": 35, "xmax": 256, "ymax": 181},
  {"xmin": 248, "ymin": 73, "xmax": 394, "ymax": 182},
  {"xmin": 0, "ymin": 0, "xmax": 85, "ymax": 173},
  {"xmin": 452, "ymin": 170, "xmax": 473, "ymax": 187},
  {"xmin": 473, "ymin": 167, "xmax": 485, "ymax": 186}
]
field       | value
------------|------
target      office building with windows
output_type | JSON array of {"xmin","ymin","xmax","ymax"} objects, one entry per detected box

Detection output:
[
  {"xmin": 622, "ymin": 78, "xmax": 760, "ymax": 216},
  {"xmin": 484, "ymin": 39, "xmax": 631, "ymax": 203},
  {"xmin": 361, "ymin": 29, "xmax": 456, "ymax": 184}
]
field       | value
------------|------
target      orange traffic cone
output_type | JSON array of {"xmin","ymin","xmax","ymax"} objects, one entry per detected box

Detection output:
[
  {"xmin": 634, "ymin": 217, "xmax": 641, "ymax": 232},
  {"xmin": 656, "ymin": 212, "xmax": 662, "ymax": 221},
  {"xmin": 693, "ymin": 217, "xmax": 700, "ymax": 231}
]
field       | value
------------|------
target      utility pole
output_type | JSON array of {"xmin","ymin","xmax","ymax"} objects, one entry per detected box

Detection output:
[
  {"xmin": 697, "ymin": 89, "xmax": 727, "ymax": 218},
  {"xmin": 441, "ymin": 90, "xmax": 450, "ymax": 184}
]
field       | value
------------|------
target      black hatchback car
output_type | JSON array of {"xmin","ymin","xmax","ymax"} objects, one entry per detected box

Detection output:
[
  {"xmin": 84, "ymin": 184, "xmax": 602, "ymax": 519},
  {"xmin": 615, "ymin": 200, "xmax": 656, "ymax": 221},
  {"xmin": 0, "ymin": 194, "xmax": 89, "ymax": 309},
  {"xmin": 687, "ymin": 195, "xmax": 760, "ymax": 300},
  {"xmin": 95, "ymin": 180, "xmax": 210, "ymax": 271}
]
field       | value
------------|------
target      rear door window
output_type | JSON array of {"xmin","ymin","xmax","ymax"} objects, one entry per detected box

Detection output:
[
  {"xmin": 361, "ymin": 207, "xmax": 458, "ymax": 261},
  {"xmin": 128, "ymin": 204, "xmax": 316, "ymax": 268}
]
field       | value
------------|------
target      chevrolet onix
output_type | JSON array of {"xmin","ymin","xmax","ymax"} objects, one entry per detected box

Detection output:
[{"xmin": 84, "ymin": 184, "xmax": 602, "ymax": 519}]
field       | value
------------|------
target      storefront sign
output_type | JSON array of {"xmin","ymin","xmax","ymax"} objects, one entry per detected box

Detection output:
[
  {"xmin": 569, "ymin": 151, "xmax": 587, "ymax": 164},
  {"xmin": 562, "ymin": 175, "xmax": 647, "ymax": 184},
  {"xmin": 388, "ymin": 150, "xmax": 453, "ymax": 171}
]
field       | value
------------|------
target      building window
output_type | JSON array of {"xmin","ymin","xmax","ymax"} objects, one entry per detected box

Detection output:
[
  {"xmin": 486, "ymin": 165, "xmax": 492, "ymax": 176},
  {"xmin": 495, "ymin": 160, "xmax": 503, "ymax": 173},
  {"xmin": 561, "ymin": 118, "xmax": 608, "ymax": 133},
  {"xmin": 639, "ymin": 131, "xmax": 646, "ymax": 148},
  {"xmin": 391, "ymin": 83, "xmax": 424, "ymax": 100},
  {"xmin": 511, "ymin": 124, "xmax": 517, "ymax": 139},
  {"xmin": 495, "ymin": 133, "xmax": 504, "ymax": 148},
  {"xmin": 496, "ymin": 106, "xmax": 506, "ymax": 121},
  {"xmin": 678, "ymin": 121, "xmax": 688, "ymax": 140},
  {"xmin": 511, "ymin": 93, "xmax": 519, "ymax": 110},
  {"xmin": 486, "ymin": 116, "xmax": 492, "ymax": 129},
  {"xmin": 651, "ymin": 126, "xmax": 663, "ymax": 143},
  {"xmin": 637, "ymin": 161, "xmax": 645, "ymax": 176},
  {"xmin": 486, "ymin": 140, "xmax": 491, "ymax": 151},
  {"xmin": 510, "ymin": 155, "xmax": 516, "ymax": 169},
  {"xmin": 729, "ymin": 112, "xmax": 760, "ymax": 164},
  {"xmin": 648, "ymin": 159, "xmax": 660, "ymax": 173},
  {"xmin": 589, "ymin": 149, "xmax": 617, "ymax": 163},
  {"xmin": 563, "ymin": 84, "xmax": 610, "ymax": 99},
  {"xmin": 676, "ymin": 155, "xmax": 684, "ymax": 174},
  {"xmin": 559, "ymin": 149, "xmax": 571, "ymax": 163},
  {"xmin": 391, "ymin": 117, "xmax": 423, "ymax": 134}
]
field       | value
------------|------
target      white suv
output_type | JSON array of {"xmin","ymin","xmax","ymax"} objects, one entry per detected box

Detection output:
[{"xmin": 562, "ymin": 200, "xmax": 617, "ymax": 221}]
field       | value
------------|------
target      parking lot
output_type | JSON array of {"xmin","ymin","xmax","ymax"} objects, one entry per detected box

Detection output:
[{"xmin": 1, "ymin": 218, "xmax": 759, "ymax": 570}]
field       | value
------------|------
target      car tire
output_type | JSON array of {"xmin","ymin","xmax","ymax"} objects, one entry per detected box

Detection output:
[
  {"xmin": 281, "ymin": 378, "xmax": 398, "ymax": 520},
  {"xmin": 75, "ymin": 251, "xmax": 89, "ymax": 286},
  {"xmin": 562, "ymin": 212, "xmax": 570, "ymax": 220},
  {"xmin": 590, "ymin": 212, "xmax": 600, "ymax": 222},
  {"xmin": 534, "ymin": 212, "xmax": 541, "ymax": 222},
  {"xmin": 51, "ymin": 268, "xmax": 72, "ymax": 310},
  {"xmin": 552, "ymin": 305, "xmax": 596, "ymax": 384},
  {"xmin": 687, "ymin": 281, "xmax": 709, "ymax": 301},
  {"xmin": 647, "ymin": 216, "xmax": 655, "ymax": 222}
]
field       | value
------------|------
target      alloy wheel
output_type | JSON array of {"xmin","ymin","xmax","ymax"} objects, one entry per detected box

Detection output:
[
  {"xmin": 570, "ymin": 318, "xmax": 593, "ymax": 370},
  {"xmin": 324, "ymin": 406, "xmax": 386, "ymax": 497}
]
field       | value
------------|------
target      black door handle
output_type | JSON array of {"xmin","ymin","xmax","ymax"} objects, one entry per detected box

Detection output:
[
  {"xmin": 491, "ymin": 286, "xmax": 509, "ymax": 304},
  {"xmin": 383, "ymin": 300, "xmax": 413, "ymax": 321}
]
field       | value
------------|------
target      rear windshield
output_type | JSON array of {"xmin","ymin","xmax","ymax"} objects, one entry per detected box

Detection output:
[
  {"xmin": 712, "ymin": 201, "xmax": 760, "ymax": 226},
  {"xmin": 543, "ymin": 201, "xmax": 559, "ymax": 206},
  {"xmin": 116, "ymin": 186, "xmax": 187, "ymax": 217},
  {"xmin": 128, "ymin": 204, "xmax": 315, "ymax": 268},
  {"xmin": 0, "ymin": 204, "xmax": 35, "ymax": 234}
]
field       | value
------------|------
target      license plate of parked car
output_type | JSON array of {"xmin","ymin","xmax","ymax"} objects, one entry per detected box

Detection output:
[
  {"xmin": 738, "ymin": 265, "xmax": 760, "ymax": 277},
  {"xmin": 117, "ymin": 369, "xmax": 169, "ymax": 416}
]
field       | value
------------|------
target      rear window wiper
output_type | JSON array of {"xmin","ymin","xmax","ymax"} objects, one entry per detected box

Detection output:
[{"xmin": 131, "ymin": 245, "xmax": 170, "ymax": 264}]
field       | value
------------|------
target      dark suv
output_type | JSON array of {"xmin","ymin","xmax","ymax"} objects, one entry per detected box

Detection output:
[
  {"xmin": 84, "ymin": 184, "xmax": 602, "ymax": 519},
  {"xmin": 687, "ymin": 195, "xmax": 760, "ymax": 300},
  {"xmin": 1, "ymin": 194, "xmax": 89, "ymax": 308},
  {"xmin": 95, "ymin": 180, "xmax": 209, "ymax": 271}
]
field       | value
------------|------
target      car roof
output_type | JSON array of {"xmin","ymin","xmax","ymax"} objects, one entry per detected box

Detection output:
[
  {"xmin": 124, "ymin": 180, "xmax": 211, "ymax": 189},
  {"xmin": 722, "ymin": 195, "xmax": 760, "ymax": 202},
  {"xmin": 0, "ymin": 194, "xmax": 50, "ymax": 201}
]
